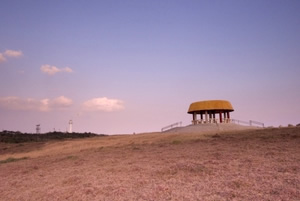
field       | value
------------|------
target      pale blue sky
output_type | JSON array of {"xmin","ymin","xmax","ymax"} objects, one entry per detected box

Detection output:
[{"xmin": 0, "ymin": 0, "xmax": 299, "ymax": 134}]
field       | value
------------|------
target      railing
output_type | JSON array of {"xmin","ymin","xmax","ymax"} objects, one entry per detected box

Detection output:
[
  {"xmin": 161, "ymin": 121, "xmax": 182, "ymax": 132},
  {"xmin": 232, "ymin": 119, "xmax": 264, "ymax": 128},
  {"xmin": 249, "ymin": 120, "xmax": 264, "ymax": 128},
  {"xmin": 231, "ymin": 119, "xmax": 250, "ymax": 126}
]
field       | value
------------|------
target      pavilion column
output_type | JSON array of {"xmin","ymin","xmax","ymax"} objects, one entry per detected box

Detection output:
[
  {"xmin": 213, "ymin": 113, "xmax": 216, "ymax": 123},
  {"xmin": 205, "ymin": 111, "xmax": 208, "ymax": 123},
  {"xmin": 200, "ymin": 113, "xmax": 203, "ymax": 124},
  {"xmin": 209, "ymin": 112, "xmax": 212, "ymax": 123},
  {"xmin": 227, "ymin": 112, "xmax": 230, "ymax": 122},
  {"xmin": 193, "ymin": 112, "xmax": 197, "ymax": 124},
  {"xmin": 219, "ymin": 111, "xmax": 223, "ymax": 123}
]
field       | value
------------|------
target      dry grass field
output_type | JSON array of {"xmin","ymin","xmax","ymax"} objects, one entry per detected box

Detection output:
[{"xmin": 0, "ymin": 126, "xmax": 299, "ymax": 201}]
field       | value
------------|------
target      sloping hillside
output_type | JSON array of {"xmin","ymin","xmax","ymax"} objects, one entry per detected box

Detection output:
[{"xmin": 0, "ymin": 127, "xmax": 299, "ymax": 200}]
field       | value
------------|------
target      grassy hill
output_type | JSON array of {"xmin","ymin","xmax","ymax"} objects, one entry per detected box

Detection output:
[{"xmin": 0, "ymin": 126, "xmax": 299, "ymax": 200}]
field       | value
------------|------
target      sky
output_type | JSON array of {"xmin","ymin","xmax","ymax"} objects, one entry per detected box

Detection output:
[{"xmin": 0, "ymin": 0, "xmax": 299, "ymax": 134}]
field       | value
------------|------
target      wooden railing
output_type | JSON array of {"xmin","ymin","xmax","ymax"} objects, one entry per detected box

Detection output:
[
  {"xmin": 161, "ymin": 121, "xmax": 182, "ymax": 132},
  {"xmin": 249, "ymin": 120, "xmax": 264, "ymax": 127},
  {"xmin": 232, "ymin": 119, "xmax": 264, "ymax": 128}
]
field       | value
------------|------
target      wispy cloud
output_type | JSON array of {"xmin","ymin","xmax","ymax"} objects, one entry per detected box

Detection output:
[
  {"xmin": 40, "ymin": 64, "xmax": 73, "ymax": 75},
  {"xmin": 0, "ymin": 49, "xmax": 23, "ymax": 63},
  {"xmin": 0, "ymin": 96, "xmax": 73, "ymax": 112},
  {"xmin": 4, "ymin": 50, "xmax": 23, "ymax": 58},
  {"xmin": 83, "ymin": 97, "xmax": 124, "ymax": 112},
  {"xmin": 0, "ymin": 53, "xmax": 6, "ymax": 63},
  {"xmin": 51, "ymin": 96, "xmax": 73, "ymax": 108}
]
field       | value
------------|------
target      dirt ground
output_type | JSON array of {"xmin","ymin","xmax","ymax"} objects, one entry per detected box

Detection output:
[{"xmin": 0, "ymin": 127, "xmax": 299, "ymax": 201}]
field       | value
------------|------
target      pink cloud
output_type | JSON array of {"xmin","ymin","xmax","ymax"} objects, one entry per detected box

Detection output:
[
  {"xmin": 51, "ymin": 96, "xmax": 73, "ymax": 108},
  {"xmin": 4, "ymin": 50, "xmax": 23, "ymax": 58},
  {"xmin": 83, "ymin": 97, "xmax": 124, "ymax": 112},
  {"xmin": 0, "ymin": 53, "xmax": 6, "ymax": 63},
  {"xmin": 0, "ymin": 96, "xmax": 73, "ymax": 112},
  {"xmin": 0, "ymin": 50, "xmax": 23, "ymax": 63},
  {"xmin": 40, "ymin": 64, "xmax": 73, "ymax": 75}
]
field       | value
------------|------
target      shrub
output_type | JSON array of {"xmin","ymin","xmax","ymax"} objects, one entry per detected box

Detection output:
[{"xmin": 0, "ymin": 131, "xmax": 106, "ymax": 143}]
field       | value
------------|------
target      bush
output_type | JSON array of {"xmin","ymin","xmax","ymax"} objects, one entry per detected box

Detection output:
[{"xmin": 0, "ymin": 131, "xmax": 106, "ymax": 143}]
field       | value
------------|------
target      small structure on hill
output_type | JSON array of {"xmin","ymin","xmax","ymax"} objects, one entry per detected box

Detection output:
[
  {"xmin": 69, "ymin": 120, "xmax": 73, "ymax": 133},
  {"xmin": 188, "ymin": 100, "xmax": 234, "ymax": 124},
  {"xmin": 36, "ymin": 124, "xmax": 41, "ymax": 134}
]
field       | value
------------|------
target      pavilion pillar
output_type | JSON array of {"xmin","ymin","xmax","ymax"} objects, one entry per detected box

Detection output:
[
  {"xmin": 200, "ymin": 113, "xmax": 203, "ymax": 124},
  {"xmin": 193, "ymin": 112, "xmax": 197, "ymax": 124},
  {"xmin": 213, "ymin": 113, "xmax": 216, "ymax": 123},
  {"xmin": 205, "ymin": 111, "xmax": 208, "ymax": 123},
  {"xmin": 209, "ymin": 112, "xmax": 212, "ymax": 123},
  {"xmin": 219, "ymin": 111, "xmax": 223, "ymax": 123},
  {"xmin": 227, "ymin": 112, "xmax": 230, "ymax": 122}
]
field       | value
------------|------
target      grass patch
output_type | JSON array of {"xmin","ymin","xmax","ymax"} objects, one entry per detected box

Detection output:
[
  {"xmin": 132, "ymin": 146, "xmax": 141, "ymax": 150},
  {"xmin": 171, "ymin": 140, "xmax": 182, "ymax": 145},
  {"xmin": 64, "ymin": 155, "xmax": 78, "ymax": 160},
  {"xmin": 0, "ymin": 157, "xmax": 29, "ymax": 164}
]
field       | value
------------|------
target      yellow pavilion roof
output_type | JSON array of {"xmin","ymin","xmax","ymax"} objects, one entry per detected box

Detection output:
[{"xmin": 188, "ymin": 100, "xmax": 234, "ymax": 113}]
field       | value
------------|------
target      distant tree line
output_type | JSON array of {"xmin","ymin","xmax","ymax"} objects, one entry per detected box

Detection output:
[{"xmin": 0, "ymin": 130, "xmax": 106, "ymax": 143}]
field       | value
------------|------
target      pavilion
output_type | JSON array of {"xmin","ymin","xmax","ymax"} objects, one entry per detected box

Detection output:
[{"xmin": 188, "ymin": 100, "xmax": 234, "ymax": 124}]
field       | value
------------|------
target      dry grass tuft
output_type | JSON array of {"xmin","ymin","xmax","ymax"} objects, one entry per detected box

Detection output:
[{"xmin": 0, "ymin": 156, "xmax": 29, "ymax": 164}]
